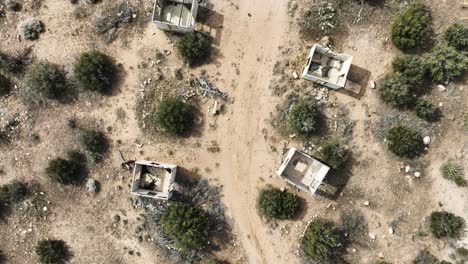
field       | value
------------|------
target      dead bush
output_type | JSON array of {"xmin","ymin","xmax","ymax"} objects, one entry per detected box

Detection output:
[{"xmin": 18, "ymin": 18, "xmax": 44, "ymax": 40}]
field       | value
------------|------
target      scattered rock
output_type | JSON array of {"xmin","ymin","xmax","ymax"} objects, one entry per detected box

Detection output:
[
  {"xmin": 370, "ymin": 81, "xmax": 376, "ymax": 89},
  {"xmin": 414, "ymin": 172, "xmax": 421, "ymax": 178},
  {"xmin": 363, "ymin": 201, "xmax": 370, "ymax": 206},
  {"xmin": 369, "ymin": 233, "xmax": 376, "ymax": 240},
  {"xmin": 405, "ymin": 165, "xmax": 411, "ymax": 173},
  {"xmin": 86, "ymin": 178, "xmax": 98, "ymax": 193},
  {"xmin": 292, "ymin": 71, "xmax": 299, "ymax": 79},
  {"xmin": 437, "ymin": 84, "xmax": 446, "ymax": 92},
  {"xmin": 423, "ymin": 136, "xmax": 431, "ymax": 145},
  {"xmin": 388, "ymin": 227, "xmax": 394, "ymax": 234},
  {"xmin": 113, "ymin": 214, "xmax": 121, "ymax": 223},
  {"xmin": 378, "ymin": 252, "xmax": 384, "ymax": 258}
]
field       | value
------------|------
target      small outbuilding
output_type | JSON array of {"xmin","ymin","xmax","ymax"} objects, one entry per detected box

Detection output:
[
  {"xmin": 302, "ymin": 44, "xmax": 353, "ymax": 89},
  {"xmin": 152, "ymin": 0, "xmax": 199, "ymax": 33},
  {"xmin": 276, "ymin": 148, "xmax": 330, "ymax": 196},
  {"xmin": 131, "ymin": 160, "xmax": 177, "ymax": 200}
]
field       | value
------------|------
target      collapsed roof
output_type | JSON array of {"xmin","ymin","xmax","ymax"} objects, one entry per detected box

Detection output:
[
  {"xmin": 276, "ymin": 148, "xmax": 330, "ymax": 196},
  {"xmin": 131, "ymin": 160, "xmax": 177, "ymax": 200},
  {"xmin": 302, "ymin": 44, "xmax": 353, "ymax": 89}
]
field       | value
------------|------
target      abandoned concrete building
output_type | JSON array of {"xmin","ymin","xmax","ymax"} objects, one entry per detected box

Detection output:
[
  {"xmin": 131, "ymin": 160, "xmax": 177, "ymax": 200},
  {"xmin": 152, "ymin": 0, "xmax": 199, "ymax": 33},
  {"xmin": 302, "ymin": 44, "xmax": 353, "ymax": 89},
  {"xmin": 276, "ymin": 148, "xmax": 330, "ymax": 196}
]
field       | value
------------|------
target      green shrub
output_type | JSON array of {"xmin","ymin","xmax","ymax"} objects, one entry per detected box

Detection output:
[
  {"xmin": 4, "ymin": 0, "xmax": 21, "ymax": 11},
  {"xmin": 320, "ymin": 141, "xmax": 348, "ymax": 169},
  {"xmin": 153, "ymin": 98, "xmax": 194, "ymax": 136},
  {"xmin": 392, "ymin": 55, "xmax": 427, "ymax": 86},
  {"xmin": 26, "ymin": 62, "xmax": 67, "ymax": 100},
  {"xmin": 257, "ymin": 187, "xmax": 300, "ymax": 220},
  {"xmin": 287, "ymin": 100, "xmax": 321, "ymax": 136},
  {"xmin": 0, "ymin": 181, "xmax": 29, "ymax": 204},
  {"xmin": 413, "ymin": 250, "xmax": 438, "ymax": 264},
  {"xmin": 74, "ymin": 51, "xmax": 116, "ymax": 93},
  {"xmin": 378, "ymin": 73, "xmax": 414, "ymax": 108},
  {"xmin": 430, "ymin": 211, "xmax": 465, "ymax": 239},
  {"xmin": 35, "ymin": 239, "xmax": 68, "ymax": 264},
  {"xmin": 0, "ymin": 74, "xmax": 11, "ymax": 96},
  {"xmin": 301, "ymin": 2, "xmax": 337, "ymax": 36},
  {"xmin": 46, "ymin": 151, "xmax": 85, "ymax": 185},
  {"xmin": 176, "ymin": 32, "xmax": 211, "ymax": 65},
  {"xmin": 426, "ymin": 44, "xmax": 468, "ymax": 84},
  {"xmin": 391, "ymin": 3, "xmax": 431, "ymax": 51},
  {"xmin": 456, "ymin": 247, "xmax": 468, "ymax": 257},
  {"xmin": 19, "ymin": 18, "xmax": 44, "ymax": 40},
  {"xmin": 441, "ymin": 162, "xmax": 465, "ymax": 187},
  {"xmin": 161, "ymin": 203, "xmax": 210, "ymax": 253},
  {"xmin": 415, "ymin": 100, "xmax": 440, "ymax": 122},
  {"xmin": 0, "ymin": 51, "xmax": 23, "ymax": 74},
  {"xmin": 445, "ymin": 23, "xmax": 468, "ymax": 51},
  {"xmin": 80, "ymin": 130, "xmax": 108, "ymax": 162},
  {"xmin": 300, "ymin": 219, "xmax": 346, "ymax": 263},
  {"xmin": 386, "ymin": 125, "xmax": 423, "ymax": 158}
]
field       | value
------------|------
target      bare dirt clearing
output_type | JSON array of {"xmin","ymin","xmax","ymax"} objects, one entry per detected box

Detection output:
[{"xmin": 0, "ymin": 0, "xmax": 467, "ymax": 263}]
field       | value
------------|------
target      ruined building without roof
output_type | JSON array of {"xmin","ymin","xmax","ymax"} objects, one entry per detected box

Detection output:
[
  {"xmin": 152, "ymin": 0, "xmax": 199, "ymax": 33},
  {"xmin": 131, "ymin": 160, "xmax": 177, "ymax": 200},
  {"xmin": 302, "ymin": 44, "xmax": 353, "ymax": 89},
  {"xmin": 276, "ymin": 148, "xmax": 330, "ymax": 196}
]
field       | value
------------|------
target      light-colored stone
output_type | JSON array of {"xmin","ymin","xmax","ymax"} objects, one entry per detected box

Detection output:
[
  {"xmin": 414, "ymin": 172, "xmax": 421, "ymax": 178},
  {"xmin": 364, "ymin": 201, "xmax": 370, "ymax": 206},
  {"xmin": 388, "ymin": 227, "xmax": 394, "ymax": 234},
  {"xmin": 292, "ymin": 71, "xmax": 299, "ymax": 79},
  {"xmin": 405, "ymin": 165, "xmax": 411, "ymax": 173},
  {"xmin": 370, "ymin": 81, "xmax": 376, "ymax": 89},
  {"xmin": 437, "ymin": 84, "xmax": 446, "ymax": 92},
  {"xmin": 423, "ymin": 136, "xmax": 431, "ymax": 145},
  {"xmin": 369, "ymin": 233, "xmax": 376, "ymax": 240}
]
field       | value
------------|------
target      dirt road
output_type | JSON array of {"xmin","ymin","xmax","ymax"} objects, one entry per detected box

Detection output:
[{"xmin": 206, "ymin": 0, "xmax": 292, "ymax": 263}]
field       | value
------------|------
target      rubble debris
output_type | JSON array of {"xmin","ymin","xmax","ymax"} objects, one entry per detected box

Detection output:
[
  {"xmin": 437, "ymin": 85, "xmax": 446, "ymax": 92},
  {"xmin": 194, "ymin": 78, "xmax": 229, "ymax": 100}
]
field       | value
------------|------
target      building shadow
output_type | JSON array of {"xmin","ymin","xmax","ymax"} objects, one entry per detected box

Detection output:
[
  {"xmin": 196, "ymin": 7, "xmax": 224, "ymax": 46},
  {"xmin": 337, "ymin": 64, "xmax": 371, "ymax": 99},
  {"xmin": 315, "ymin": 155, "xmax": 355, "ymax": 201}
]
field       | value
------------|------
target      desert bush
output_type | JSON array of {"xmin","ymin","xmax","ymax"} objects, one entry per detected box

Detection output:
[
  {"xmin": 413, "ymin": 250, "xmax": 438, "ymax": 264},
  {"xmin": 430, "ymin": 211, "xmax": 465, "ymax": 239},
  {"xmin": 0, "ymin": 181, "xmax": 29, "ymax": 204},
  {"xmin": 320, "ymin": 141, "xmax": 348, "ymax": 169},
  {"xmin": 19, "ymin": 18, "xmax": 44, "ymax": 40},
  {"xmin": 379, "ymin": 73, "xmax": 414, "ymax": 108},
  {"xmin": 441, "ymin": 162, "xmax": 465, "ymax": 187},
  {"xmin": 74, "ymin": 51, "xmax": 116, "ymax": 93},
  {"xmin": 177, "ymin": 32, "xmax": 211, "ymax": 65},
  {"xmin": 456, "ymin": 247, "xmax": 468, "ymax": 257},
  {"xmin": 161, "ymin": 202, "xmax": 210, "ymax": 253},
  {"xmin": 0, "ymin": 74, "xmax": 11, "ymax": 96},
  {"xmin": 153, "ymin": 98, "xmax": 194, "ymax": 136},
  {"xmin": 4, "ymin": 0, "xmax": 20, "ymax": 11},
  {"xmin": 340, "ymin": 209, "xmax": 368, "ymax": 243},
  {"xmin": 415, "ymin": 100, "xmax": 440, "ymax": 122},
  {"xmin": 0, "ymin": 52, "xmax": 23, "ymax": 74},
  {"xmin": 301, "ymin": 2, "xmax": 337, "ymax": 36},
  {"xmin": 25, "ymin": 62, "xmax": 67, "ymax": 99},
  {"xmin": 375, "ymin": 261, "xmax": 391, "ymax": 264},
  {"xmin": 287, "ymin": 99, "xmax": 322, "ymax": 137},
  {"xmin": 426, "ymin": 44, "xmax": 468, "ymax": 84},
  {"xmin": 46, "ymin": 151, "xmax": 85, "ymax": 185},
  {"xmin": 257, "ymin": 187, "xmax": 300, "ymax": 220},
  {"xmin": 80, "ymin": 130, "xmax": 108, "ymax": 162},
  {"xmin": 445, "ymin": 23, "xmax": 468, "ymax": 51},
  {"xmin": 392, "ymin": 55, "xmax": 427, "ymax": 86},
  {"xmin": 35, "ymin": 239, "xmax": 68, "ymax": 264},
  {"xmin": 300, "ymin": 219, "xmax": 346, "ymax": 263},
  {"xmin": 391, "ymin": 3, "xmax": 431, "ymax": 51},
  {"xmin": 386, "ymin": 125, "xmax": 423, "ymax": 158}
]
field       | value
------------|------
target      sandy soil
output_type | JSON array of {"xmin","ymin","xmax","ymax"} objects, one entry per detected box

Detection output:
[{"xmin": 0, "ymin": 0, "xmax": 467, "ymax": 263}]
